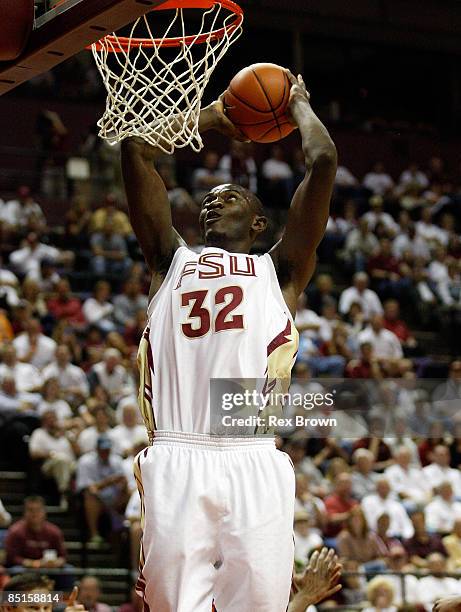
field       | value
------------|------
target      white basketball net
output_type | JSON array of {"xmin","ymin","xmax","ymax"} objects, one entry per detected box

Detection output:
[{"xmin": 91, "ymin": 2, "xmax": 243, "ymax": 154}]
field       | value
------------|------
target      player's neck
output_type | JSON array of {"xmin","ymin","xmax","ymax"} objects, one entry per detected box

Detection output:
[{"xmin": 204, "ymin": 235, "xmax": 251, "ymax": 254}]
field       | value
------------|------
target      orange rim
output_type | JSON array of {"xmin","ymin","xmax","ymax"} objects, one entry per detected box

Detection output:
[{"xmin": 91, "ymin": 0, "xmax": 243, "ymax": 52}]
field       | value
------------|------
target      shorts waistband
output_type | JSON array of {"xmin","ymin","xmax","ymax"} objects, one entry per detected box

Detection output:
[{"xmin": 151, "ymin": 430, "xmax": 275, "ymax": 450}]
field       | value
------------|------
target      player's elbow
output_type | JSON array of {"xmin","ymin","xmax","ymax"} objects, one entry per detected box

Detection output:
[{"xmin": 304, "ymin": 138, "xmax": 337, "ymax": 171}]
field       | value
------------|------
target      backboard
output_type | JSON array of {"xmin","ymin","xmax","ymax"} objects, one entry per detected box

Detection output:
[{"xmin": 0, "ymin": 0, "xmax": 168, "ymax": 96}]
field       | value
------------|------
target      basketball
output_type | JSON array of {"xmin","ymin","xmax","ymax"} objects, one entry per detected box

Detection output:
[{"xmin": 224, "ymin": 63, "xmax": 296, "ymax": 143}]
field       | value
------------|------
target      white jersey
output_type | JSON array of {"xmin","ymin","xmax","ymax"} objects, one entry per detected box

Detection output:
[{"xmin": 138, "ymin": 246, "xmax": 299, "ymax": 437}]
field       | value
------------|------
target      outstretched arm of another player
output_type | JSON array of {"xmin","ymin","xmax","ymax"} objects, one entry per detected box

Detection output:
[
  {"xmin": 121, "ymin": 98, "xmax": 244, "ymax": 276},
  {"xmin": 271, "ymin": 71, "xmax": 337, "ymax": 314},
  {"xmin": 288, "ymin": 548, "xmax": 342, "ymax": 612}
]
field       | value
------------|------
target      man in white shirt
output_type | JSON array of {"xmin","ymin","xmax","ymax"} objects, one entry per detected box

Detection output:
[
  {"xmin": 334, "ymin": 165, "xmax": 358, "ymax": 188},
  {"xmin": 110, "ymin": 404, "xmax": 146, "ymax": 458},
  {"xmin": 0, "ymin": 257, "xmax": 19, "ymax": 308},
  {"xmin": 0, "ymin": 343, "xmax": 43, "ymax": 392},
  {"xmin": 357, "ymin": 315, "xmax": 403, "ymax": 362},
  {"xmin": 262, "ymin": 146, "xmax": 294, "ymax": 182},
  {"xmin": 398, "ymin": 164, "xmax": 429, "ymax": 192},
  {"xmin": 339, "ymin": 272, "xmax": 383, "ymax": 320},
  {"xmin": 362, "ymin": 477, "xmax": 414, "ymax": 539},
  {"xmin": 88, "ymin": 348, "xmax": 133, "ymax": 405},
  {"xmin": 351, "ymin": 448, "xmax": 379, "ymax": 500},
  {"xmin": 42, "ymin": 344, "xmax": 89, "ymax": 404},
  {"xmin": 418, "ymin": 553, "xmax": 460, "ymax": 605},
  {"xmin": 416, "ymin": 208, "xmax": 446, "ymax": 247},
  {"xmin": 423, "ymin": 446, "xmax": 461, "ymax": 497},
  {"xmin": 385, "ymin": 446, "xmax": 432, "ymax": 507},
  {"xmin": 9, "ymin": 233, "xmax": 61, "ymax": 277},
  {"xmin": 28, "ymin": 409, "xmax": 76, "ymax": 508},
  {"xmin": 425, "ymin": 482, "xmax": 461, "ymax": 533},
  {"xmin": 1, "ymin": 186, "xmax": 45, "ymax": 229},
  {"xmin": 362, "ymin": 196, "xmax": 399, "ymax": 235},
  {"xmin": 362, "ymin": 162, "xmax": 394, "ymax": 196},
  {"xmin": 13, "ymin": 318, "xmax": 57, "ymax": 370}
]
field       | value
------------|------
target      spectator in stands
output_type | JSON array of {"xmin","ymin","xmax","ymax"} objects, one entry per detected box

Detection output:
[
  {"xmin": 83, "ymin": 281, "xmax": 115, "ymax": 333},
  {"xmin": 295, "ymin": 294, "xmax": 322, "ymax": 341},
  {"xmin": 0, "ymin": 256, "xmax": 20, "ymax": 309},
  {"xmin": 357, "ymin": 314, "xmax": 403, "ymax": 369},
  {"xmin": 443, "ymin": 517, "xmax": 461, "ymax": 570},
  {"xmin": 339, "ymin": 272, "xmax": 383, "ymax": 320},
  {"xmin": 294, "ymin": 473, "xmax": 326, "ymax": 532},
  {"xmin": 425, "ymin": 481, "xmax": 461, "ymax": 534},
  {"xmin": 334, "ymin": 165, "xmax": 358, "ymax": 189},
  {"xmin": 29, "ymin": 258, "xmax": 61, "ymax": 292},
  {"xmin": 382, "ymin": 299, "xmax": 417, "ymax": 352},
  {"xmin": 42, "ymin": 344, "xmax": 89, "ymax": 405},
  {"xmin": 417, "ymin": 207, "xmax": 446, "ymax": 248},
  {"xmin": 219, "ymin": 141, "xmax": 257, "ymax": 193},
  {"xmin": 293, "ymin": 509, "xmax": 323, "ymax": 567},
  {"xmin": 398, "ymin": 162, "xmax": 429, "ymax": 192},
  {"xmin": 28, "ymin": 409, "xmax": 77, "ymax": 508},
  {"xmin": 418, "ymin": 553, "xmax": 460, "ymax": 605},
  {"xmin": 110, "ymin": 403, "xmax": 146, "ymax": 458},
  {"xmin": 362, "ymin": 162, "xmax": 394, "ymax": 196},
  {"xmin": 351, "ymin": 448, "xmax": 379, "ymax": 499},
  {"xmin": 423, "ymin": 445, "xmax": 461, "ymax": 496},
  {"xmin": 362, "ymin": 576, "xmax": 396, "ymax": 612},
  {"xmin": 89, "ymin": 194, "xmax": 132, "ymax": 238},
  {"xmin": 403, "ymin": 510, "xmax": 446, "ymax": 569},
  {"xmin": 78, "ymin": 575, "xmax": 112, "ymax": 612},
  {"xmin": 1, "ymin": 186, "xmax": 45, "ymax": 232},
  {"xmin": 345, "ymin": 341, "xmax": 383, "ymax": 379},
  {"xmin": 12, "ymin": 315, "xmax": 54, "ymax": 370},
  {"xmin": 65, "ymin": 194, "xmax": 92, "ymax": 248},
  {"xmin": 323, "ymin": 472, "xmax": 358, "ymax": 540},
  {"xmin": 21, "ymin": 277, "xmax": 48, "ymax": 320},
  {"xmin": 77, "ymin": 404, "xmax": 114, "ymax": 455},
  {"xmin": 0, "ymin": 343, "xmax": 43, "ymax": 392},
  {"xmin": 88, "ymin": 348, "xmax": 132, "ymax": 405},
  {"xmin": 37, "ymin": 377, "xmax": 76, "ymax": 430},
  {"xmin": 432, "ymin": 361, "xmax": 461, "ymax": 427},
  {"xmin": 90, "ymin": 220, "xmax": 131, "ymax": 276},
  {"xmin": 385, "ymin": 446, "xmax": 432, "ymax": 508},
  {"xmin": 340, "ymin": 219, "xmax": 379, "ymax": 273},
  {"xmin": 0, "ymin": 375, "xmax": 40, "ymax": 414},
  {"xmin": 306, "ymin": 274, "xmax": 338, "ymax": 315},
  {"xmin": 361, "ymin": 477, "xmax": 414, "ymax": 539},
  {"xmin": 5, "ymin": 496, "xmax": 69, "ymax": 584},
  {"xmin": 112, "ymin": 279, "xmax": 148, "ymax": 329},
  {"xmin": 337, "ymin": 506, "xmax": 384, "ymax": 567},
  {"xmin": 191, "ymin": 150, "xmax": 230, "ymax": 203},
  {"xmin": 362, "ymin": 196, "xmax": 398, "ymax": 235},
  {"xmin": 76, "ymin": 435, "xmax": 128, "ymax": 544},
  {"xmin": 367, "ymin": 237, "xmax": 412, "ymax": 301},
  {"xmin": 9, "ymin": 232, "xmax": 73, "ymax": 278},
  {"xmin": 47, "ymin": 278, "xmax": 85, "ymax": 328},
  {"xmin": 378, "ymin": 545, "xmax": 421, "ymax": 607}
]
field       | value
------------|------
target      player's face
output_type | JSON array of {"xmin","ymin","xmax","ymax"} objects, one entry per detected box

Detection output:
[{"xmin": 199, "ymin": 185, "xmax": 256, "ymax": 246}]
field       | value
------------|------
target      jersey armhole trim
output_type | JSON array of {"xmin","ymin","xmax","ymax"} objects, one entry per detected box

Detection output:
[
  {"xmin": 147, "ymin": 246, "xmax": 190, "ymax": 318},
  {"xmin": 263, "ymin": 253, "xmax": 296, "ymax": 326}
]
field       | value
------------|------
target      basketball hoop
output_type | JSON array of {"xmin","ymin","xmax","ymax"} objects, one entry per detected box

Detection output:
[{"xmin": 91, "ymin": 0, "xmax": 243, "ymax": 154}]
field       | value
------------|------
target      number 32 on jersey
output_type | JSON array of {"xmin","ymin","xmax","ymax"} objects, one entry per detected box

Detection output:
[{"xmin": 180, "ymin": 286, "xmax": 244, "ymax": 338}]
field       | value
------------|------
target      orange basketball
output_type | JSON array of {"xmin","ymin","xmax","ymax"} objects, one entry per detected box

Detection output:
[{"xmin": 223, "ymin": 63, "xmax": 295, "ymax": 144}]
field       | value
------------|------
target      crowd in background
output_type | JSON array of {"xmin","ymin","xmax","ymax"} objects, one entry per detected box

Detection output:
[{"xmin": 0, "ymin": 135, "xmax": 461, "ymax": 611}]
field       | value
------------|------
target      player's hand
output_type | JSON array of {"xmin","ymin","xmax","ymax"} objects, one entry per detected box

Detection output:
[
  {"xmin": 202, "ymin": 96, "xmax": 249, "ymax": 142},
  {"xmin": 433, "ymin": 596, "xmax": 461, "ymax": 612},
  {"xmin": 291, "ymin": 548, "xmax": 342, "ymax": 608},
  {"xmin": 285, "ymin": 69, "xmax": 311, "ymax": 127}
]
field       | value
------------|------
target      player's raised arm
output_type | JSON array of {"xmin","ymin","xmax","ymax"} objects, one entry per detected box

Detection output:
[
  {"xmin": 121, "ymin": 100, "xmax": 246, "ymax": 276},
  {"xmin": 271, "ymin": 71, "xmax": 337, "ymax": 313}
]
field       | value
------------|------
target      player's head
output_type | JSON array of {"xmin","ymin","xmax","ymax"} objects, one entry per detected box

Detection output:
[
  {"xmin": 2, "ymin": 573, "xmax": 53, "ymax": 612},
  {"xmin": 199, "ymin": 184, "xmax": 267, "ymax": 250}
]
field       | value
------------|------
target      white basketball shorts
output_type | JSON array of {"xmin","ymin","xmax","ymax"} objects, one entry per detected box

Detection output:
[{"xmin": 134, "ymin": 431, "xmax": 295, "ymax": 612}]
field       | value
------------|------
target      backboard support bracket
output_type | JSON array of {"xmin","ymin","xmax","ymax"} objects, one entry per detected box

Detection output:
[{"xmin": 0, "ymin": 0, "xmax": 167, "ymax": 96}]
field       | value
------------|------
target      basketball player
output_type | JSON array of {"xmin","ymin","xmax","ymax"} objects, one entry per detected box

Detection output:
[{"xmin": 121, "ymin": 69, "xmax": 337, "ymax": 611}]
